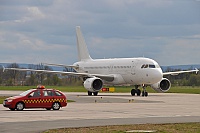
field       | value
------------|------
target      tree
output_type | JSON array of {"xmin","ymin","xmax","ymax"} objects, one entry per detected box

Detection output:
[
  {"xmin": 188, "ymin": 75, "xmax": 198, "ymax": 86},
  {"xmin": 4, "ymin": 63, "xmax": 21, "ymax": 85}
]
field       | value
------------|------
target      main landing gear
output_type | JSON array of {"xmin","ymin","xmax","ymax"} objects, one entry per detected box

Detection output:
[
  {"xmin": 131, "ymin": 85, "xmax": 148, "ymax": 97},
  {"xmin": 88, "ymin": 91, "xmax": 98, "ymax": 96}
]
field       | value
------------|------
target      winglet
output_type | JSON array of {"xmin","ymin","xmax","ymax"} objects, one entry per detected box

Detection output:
[
  {"xmin": 2, "ymin": 66, "xmax": 6, "ymax": 72},
  {"xmin": 195, "ymin": 68, "xmax": 199, "ymax": 74}
]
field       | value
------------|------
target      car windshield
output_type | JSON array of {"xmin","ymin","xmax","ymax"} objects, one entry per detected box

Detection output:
[{"xmin": 20, "ymin": 89, "xmax": 35, "ymax": 96}]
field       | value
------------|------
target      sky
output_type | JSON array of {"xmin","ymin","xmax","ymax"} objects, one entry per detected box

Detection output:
[{"xmin": 0, "ymin": 0, "xmax": 200, "ymax": 66}]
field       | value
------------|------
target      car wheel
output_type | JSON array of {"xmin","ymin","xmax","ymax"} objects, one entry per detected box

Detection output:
[
  {"xmin": 16, "ymin": 102, "xmax": 24, "ymax": 111},
  {"xmin": 52, "ymin": 102, "xmax": 60, "ymax": 110}
]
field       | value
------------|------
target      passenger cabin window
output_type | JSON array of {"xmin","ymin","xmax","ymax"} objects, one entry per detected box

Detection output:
[
  {"xmin": 43, "ymin": 90, "xmax": 54, "ymax": 96},
  {"xmin": 29, "ymin": 90, "xmax": 41, "ymax": 97}
]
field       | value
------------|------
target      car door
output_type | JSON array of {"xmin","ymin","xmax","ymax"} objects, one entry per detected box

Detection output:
[
  {"xmin": 41, "ymin": 90, "xmax": 54, "ymax": 108},
  {"xmin": 24, "ymin": 90, "xmax": 42, "ymax": 108}
]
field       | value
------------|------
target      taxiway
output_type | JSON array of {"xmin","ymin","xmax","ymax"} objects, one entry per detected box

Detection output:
[{"xmin": 0, "ymin": 91, "xmax": 200, "ymax": 133}]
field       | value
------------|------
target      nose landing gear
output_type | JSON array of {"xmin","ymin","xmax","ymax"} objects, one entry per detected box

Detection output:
[{"xmin": 141, "ymin": 84, "xmax": 148, "ymax": 97}]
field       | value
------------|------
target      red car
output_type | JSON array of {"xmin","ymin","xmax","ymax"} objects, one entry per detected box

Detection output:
[{"xmin": 3, "ymin": 86, "xmax": 67, "ymax": 111}]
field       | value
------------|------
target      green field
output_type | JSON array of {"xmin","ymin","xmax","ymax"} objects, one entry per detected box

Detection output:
[{"xmin": 0, "ymin": 85, "xmax": 200, "ymax": 94}]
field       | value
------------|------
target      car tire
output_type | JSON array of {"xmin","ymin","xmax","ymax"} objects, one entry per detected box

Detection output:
[
  {"xmin": 16, "ymin": 102, "xmax": 24, "ymax": 111},
  {"xmin": 52, "ymin": 102, "xmax": 60, "ymax": 110}
]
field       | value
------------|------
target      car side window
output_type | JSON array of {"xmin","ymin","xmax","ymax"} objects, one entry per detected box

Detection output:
[
  {"xmin": 29, "ymin": 90, "xmax": 41, "ymax": 97},
  {"xmin": 55, "ymin": 91, "xmax": 62, "ymax": 96},
  {"xmin": 43, "ymin": 90, "xmax": 54, "ymax": 97}
]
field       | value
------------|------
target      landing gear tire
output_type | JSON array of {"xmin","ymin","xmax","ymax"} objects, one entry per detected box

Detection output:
[
  {"xmin": 145, "ymin": 92, "xmax": 148, "ymax": 97},
  {"xmin": 131, "ymin": 89, "xmax": 136, "ymax": 96},
  {"xmin": 93, "ymin": 92, "xmax": 98, "ymax": 96},
  {"xmin": 88, "ymin": 91, "xmax": 92, "ymax": 96},
  {"xmin": 136, "ymin": 89, "xmax": 141, "ymax": 96},
  {"xmin": 141, "ymin": 84, "xmax": 148, "ymax": 97},
  {"xmin": 88, "ymin": 91, "xmax": 98, "ymax": 96},
  {"xmin": 131, "ymin": 85, "xmax": 141, "ymax": 96},
  {"xmin": 142, "ymin": 91, "xmax": 148, "ymax": 97}
]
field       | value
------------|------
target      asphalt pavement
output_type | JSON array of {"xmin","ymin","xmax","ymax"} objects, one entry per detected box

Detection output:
[{"xmin": 0, "ymin": 91, "xmax": 200, "ymax": 133}]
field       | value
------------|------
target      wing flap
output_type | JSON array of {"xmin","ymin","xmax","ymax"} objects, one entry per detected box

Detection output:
[{"xmin": 42, "ymin": 63, "xmax": 79, "ymax": 69}]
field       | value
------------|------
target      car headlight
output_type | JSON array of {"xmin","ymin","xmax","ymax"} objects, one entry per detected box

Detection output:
[{"xmin": 7, "ymin": 99, "xmax": 13, "ymax": 102}]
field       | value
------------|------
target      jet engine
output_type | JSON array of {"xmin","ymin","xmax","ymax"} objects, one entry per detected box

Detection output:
[
  {"xmin": 83, "ymin": 77, "xmax": 103, "ymax": 92},
  {"xmin": 151, "ymin": 78, "xmax": 171, "ymax": 92}
]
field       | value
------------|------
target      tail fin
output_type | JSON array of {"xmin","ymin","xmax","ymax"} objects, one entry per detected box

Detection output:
[{"xmin": 76, "ymin": 26, "xmax": 92, "ymax": 61}]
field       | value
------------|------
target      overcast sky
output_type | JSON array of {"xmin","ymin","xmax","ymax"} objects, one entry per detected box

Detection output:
[{"xmin": 0, "ymin": 0, "xmax": 200, "ymax": 66}]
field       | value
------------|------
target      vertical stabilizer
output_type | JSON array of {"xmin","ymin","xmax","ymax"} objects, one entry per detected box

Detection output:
[{"xmin": 76, "ymin": 26, "xmax": 92, "ymax": 61}]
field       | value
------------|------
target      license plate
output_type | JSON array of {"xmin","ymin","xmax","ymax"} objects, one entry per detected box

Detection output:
[{"xmin": 3, "ymin": 101, "xmax": 5, "ymax": 105}]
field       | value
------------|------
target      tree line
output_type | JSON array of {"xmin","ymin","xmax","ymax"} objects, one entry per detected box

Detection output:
[
  {"xmin": 164, "ymin": 67, "xmax": 200, "ymax": 86},
  {"xmin": 0, "ymin": 63, "xmax": 199, "ymax": 86},
  {"xmin": 0, "ymin": 63, "xmax": 82, "ymax": 86}
]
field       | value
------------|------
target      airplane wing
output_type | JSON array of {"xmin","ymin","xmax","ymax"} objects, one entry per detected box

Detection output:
[
  {"xmin": 4, "ymin": 67, "xmax": 114, "ymax": 82},
  {"xmin": 163, "ymin": 68, "xmax": 199, "ymax": 76}
]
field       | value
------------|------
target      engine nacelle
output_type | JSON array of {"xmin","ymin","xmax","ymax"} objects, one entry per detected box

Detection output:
[
  {"xmin": 151, "ymin": 78, "xmax": 171, "ymax": 92},
  {"xmin": 83, "ymin": 77, "xmax": 103, "ymax": 92}
]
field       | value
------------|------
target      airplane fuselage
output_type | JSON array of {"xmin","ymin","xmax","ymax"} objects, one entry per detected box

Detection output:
[{"xmin": 73, "ymin": 57, "xmax": 163, "ymax": 86}]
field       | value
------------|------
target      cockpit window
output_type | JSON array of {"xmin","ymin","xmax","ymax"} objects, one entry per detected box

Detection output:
[
  {"xmin": 149, "ymin": 64, "xmax": 156, "ymax": 68},
  {"xmin": 155, "ymin": 63, "xmax": 160, "ymax": 68},
  {"xmin": 141, "ymin": 64, "xmax": 156, "ymax": 69},
  {"xmin": 141, "ymin": 64, "xmax": 148, "ymax": 68}
]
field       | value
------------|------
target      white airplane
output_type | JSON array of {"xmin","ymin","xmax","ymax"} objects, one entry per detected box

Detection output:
[{"xmin": 4, "ymin": 26, "xmax": 199, "ymax": 96}]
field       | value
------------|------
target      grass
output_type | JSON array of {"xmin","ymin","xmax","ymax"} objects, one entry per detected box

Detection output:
[
  {"xmin": 0, "ymin": 86, "xmax": 86, "ymax": 92},
  {"xmin": 0, "ymin": 96, "xmax": 7, "ymax": 104},
  {"xmin": 1, "ymin": 85, "xmax": 199, "ymax": 94},
  {"xmin": 43, "ymin": 123, "xmax": 200, "ymax": 133},
  {"xmin": 168, "ymin": 86, "xmax": 200, "ymax": 94}
]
